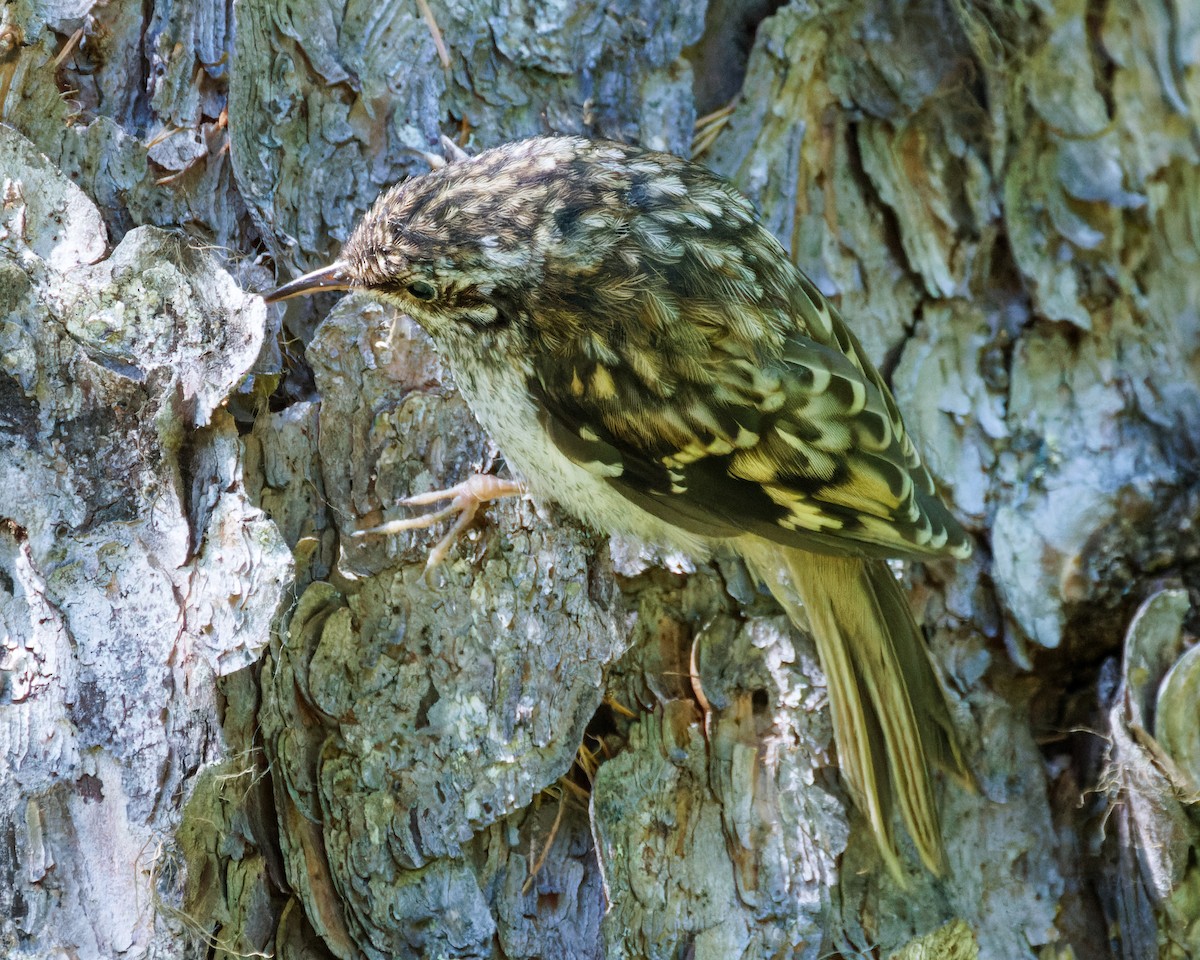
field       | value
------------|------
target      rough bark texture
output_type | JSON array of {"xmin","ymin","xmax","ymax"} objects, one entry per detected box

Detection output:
[{"xmin": 2, "ymin": 1, "xmax": 1199, "ymax": 959}]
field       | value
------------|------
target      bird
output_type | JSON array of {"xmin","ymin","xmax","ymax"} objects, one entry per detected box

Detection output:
[{"xmin": 265, "ymin": 135, "xmax": 972, "ymax": 880}]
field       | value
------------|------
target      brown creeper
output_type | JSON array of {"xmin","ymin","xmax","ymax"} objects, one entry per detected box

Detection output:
[{"xmin": 267, "ymin": 137, "xmax": 972, "ymax": 879}]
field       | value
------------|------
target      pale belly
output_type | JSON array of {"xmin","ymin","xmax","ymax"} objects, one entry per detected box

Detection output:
[{"xmin": 450, "ymin": 356, "xmax": 712, "ymax": 558}]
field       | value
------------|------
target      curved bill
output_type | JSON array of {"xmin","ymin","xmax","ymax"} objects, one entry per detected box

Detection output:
[{"xmin": 264, "ymin": 261, "xmax": 355, "ymax": 302}]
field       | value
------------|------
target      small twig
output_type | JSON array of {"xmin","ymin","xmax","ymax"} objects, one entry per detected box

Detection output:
[
  {"xmin": 602, "ymin": 694, "xmax": 637, "ymax": 719},
  {"xmin": 559, "ymin": 777, "xmax": 591, "ymax": 802},
  {"xmin": 574, "ymin": 740, "xmax": 599, "ymax": 781},
  {"xmin": 51, "ymin": 26, "xmax": 84, "ymax": 69},
  {"xmin": 522, "ymin": 790, "xmax": 568, "ymax": 894},
  {"xmin": 415, "ymin": 0, "xmax": 451, "ymax": 69},
  {"xmin": 145, "ymin": 125, "xmax": 183, "ymax": 150},
  {"xmin": 688, "ymin": 634, "xmax": 711, "ymax": 715}
]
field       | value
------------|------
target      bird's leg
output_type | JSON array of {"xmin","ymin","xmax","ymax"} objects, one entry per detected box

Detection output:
[{"xmin": 355, "ymin": 475, "xmax": 526, "ymax": 570}]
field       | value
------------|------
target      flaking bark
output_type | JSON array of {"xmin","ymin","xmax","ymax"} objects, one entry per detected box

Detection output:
[{"xmin": 1, "ymin": 1, "xmax": 1198, "ymax": 958}]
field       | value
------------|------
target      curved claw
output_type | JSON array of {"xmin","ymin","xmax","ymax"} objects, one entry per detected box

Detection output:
[
  {"xmin": 355, "ymin": 474, "xmax": 526, "ymax": 570},
  {"xmin": 439, "ymin": 134, "xmax": 471, "ymax": 164}
]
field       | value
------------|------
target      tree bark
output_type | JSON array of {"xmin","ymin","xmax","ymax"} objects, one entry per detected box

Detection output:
[{"xmin": 2, "ymin": 1, "xmax": 1198, "ymax": 958}]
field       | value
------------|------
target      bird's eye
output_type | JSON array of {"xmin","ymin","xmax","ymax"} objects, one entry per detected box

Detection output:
[{"xmin": 406, "ymin": 280, "xmax": 437, "ymax": 301}]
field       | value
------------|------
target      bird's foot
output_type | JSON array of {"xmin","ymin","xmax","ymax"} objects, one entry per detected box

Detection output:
[{"xmin": 355, "ymin": 474, "xmax": 526, "ymax": 570}]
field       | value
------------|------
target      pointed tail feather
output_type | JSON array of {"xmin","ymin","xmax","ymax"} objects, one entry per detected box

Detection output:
[{"xmin": 740, "ymin": 543, "xmax": 965, "ymax": 878}]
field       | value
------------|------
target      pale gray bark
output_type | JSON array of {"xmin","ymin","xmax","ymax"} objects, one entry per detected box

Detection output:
[{"xmin": 2, "ymin": 1, "xmax": 1199, "ymax": 959}]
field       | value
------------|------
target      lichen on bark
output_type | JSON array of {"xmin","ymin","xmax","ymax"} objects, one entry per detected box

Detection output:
[{"xmin": 2, "ymin": 0, "xmax": 1200, "ymax": 958}]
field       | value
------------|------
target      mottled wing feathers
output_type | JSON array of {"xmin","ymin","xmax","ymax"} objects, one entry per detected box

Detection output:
[
  {"xmin": 523, "ymin": 156, "xmax": 969, "ymax": 560},
  {"xmin": 532, "ymin": 335, "xmax": 967, "ymax": 560}
]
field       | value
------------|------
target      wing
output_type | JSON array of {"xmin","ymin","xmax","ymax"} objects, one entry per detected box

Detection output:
[
  {"xmin": 514, "ymin": 147, "xmax": 969, "ymax": 560},
  {"xmin": 527, "ymin": 259, "xmax": 970, "ymax": 562}
]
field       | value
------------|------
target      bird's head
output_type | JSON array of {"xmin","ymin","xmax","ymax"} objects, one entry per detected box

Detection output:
[{"xmin": 264, "ymin": 137, "xmax": 647, "ymax": 359}]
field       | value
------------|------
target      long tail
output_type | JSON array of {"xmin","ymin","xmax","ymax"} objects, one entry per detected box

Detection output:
[{"xmin": 739, "ymin": 544, "xmax": 966, "ymax": 879}]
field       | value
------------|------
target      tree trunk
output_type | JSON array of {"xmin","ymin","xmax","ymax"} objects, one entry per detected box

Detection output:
[{"xmin": 2, "ymin": 1, "xmax": 1198, "ymax": 958}]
